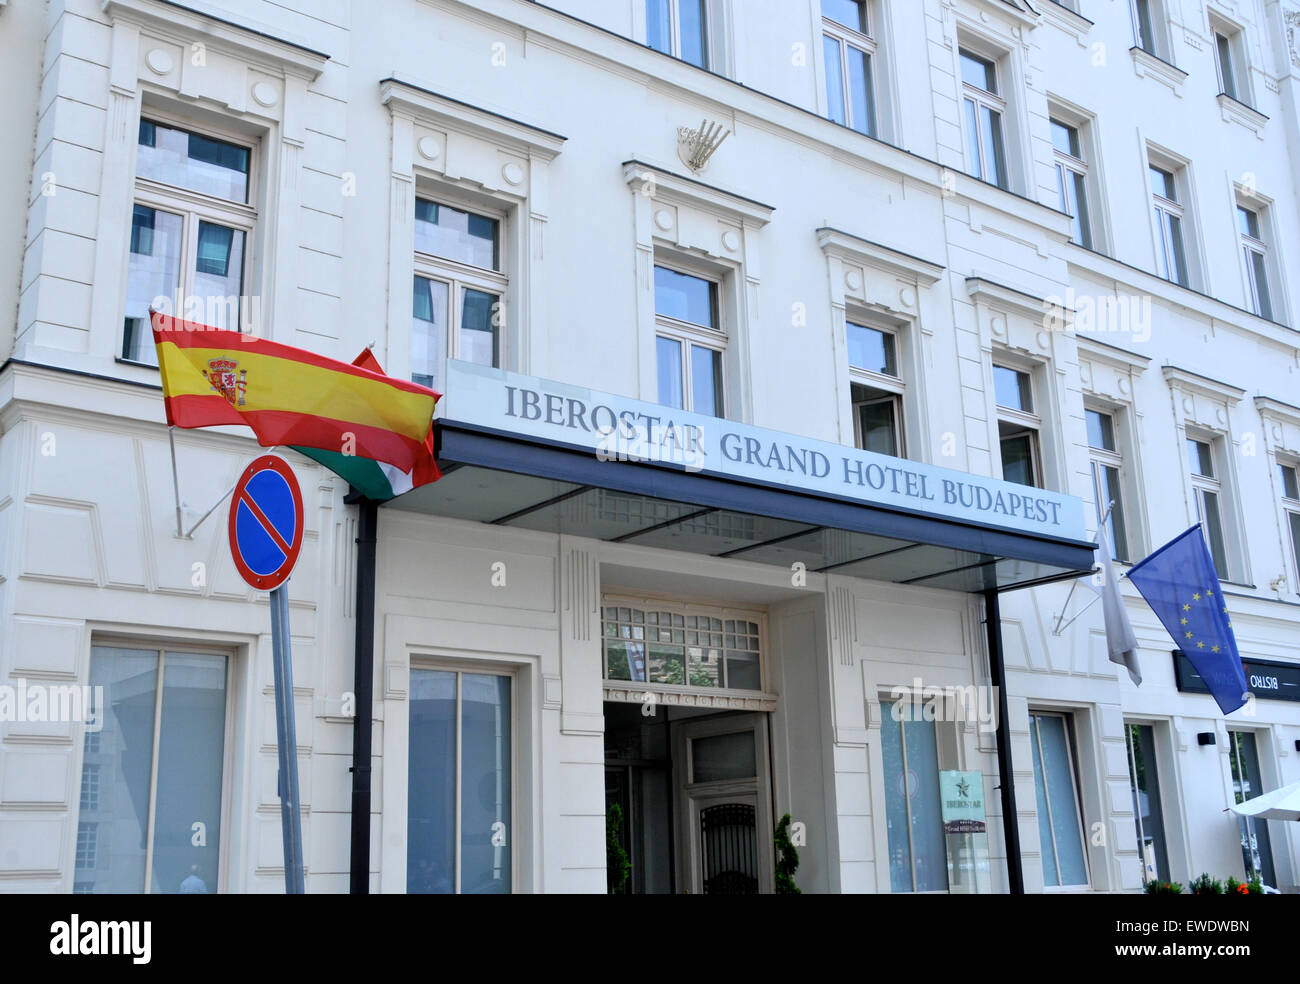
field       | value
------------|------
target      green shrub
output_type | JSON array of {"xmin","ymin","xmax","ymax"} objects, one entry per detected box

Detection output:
[
  {"xmin": 1246, "ymin": 876, "xmax": 1264, "ymax": 895},
  {"xmin": 774, "ymin": 813, "xmax": 801, "ymax": 895},
  {"xmin": 1144, "ymin": 880, "xmax": 1183, "ymax": 894},
  {"xmin": 1190, "ymin": 872, "xmax": 1225, "ymax": 895},
  {"xmin": 606, "ymin": 803, "xmax": 631, "ymax": 894}
]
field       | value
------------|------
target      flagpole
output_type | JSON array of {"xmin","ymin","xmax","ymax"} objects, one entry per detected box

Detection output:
[
  {"xmin": 181, "ymin": 446, "xmax": 280, "ymax": 539},
  {"xmin": 168, "ymin": 427, "xmax": 184, "ymax": 537},
  {"xmin": 1051, "ymin": 500, "xmax": 1115, "ymax": 635}
]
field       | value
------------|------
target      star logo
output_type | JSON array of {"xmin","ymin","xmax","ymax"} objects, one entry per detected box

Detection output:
[
  {"xmin": 956, "ymin": 777, "xmax": 971, "ymax": 798},
  {"xmin": 1193, "ymin": 592, "xmax": 1201, "ymax": 601}
]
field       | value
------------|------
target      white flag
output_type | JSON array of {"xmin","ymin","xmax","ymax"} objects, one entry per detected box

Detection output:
[{"xmin": 1096, "ymin": 500, "xmax": 1141, "ymax": 686}]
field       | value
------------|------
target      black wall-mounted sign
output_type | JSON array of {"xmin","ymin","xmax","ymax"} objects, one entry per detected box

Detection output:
[{"xmin": 1172, "ymin": 651, "xmax": 1300, "ymax": 703}]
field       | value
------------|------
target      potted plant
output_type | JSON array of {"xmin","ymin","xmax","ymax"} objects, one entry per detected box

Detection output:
[
  {"xmin": 774, "ymin": 813, "xmax": 801, "ymax": 894},
  {"xmin": 1144, "ymin": 880, "xmax": 1183, "ymax": 894},
  {"xmin": 606, "ymin": 803, "xmax": 631, "ymax": 894},
  {"xmin": 1189, "ymin": 872, "xmax": 1225, "ymax": 895}
]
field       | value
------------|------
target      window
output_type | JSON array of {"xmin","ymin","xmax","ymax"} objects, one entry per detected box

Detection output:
[
  {"xmin": 847, "ymin": 319, "xmax": 903, "ymax": 457},
  {"xmin": 124, "ymin": 119, "xmax": 254, "ymax": 364},
  {"xmin": 1279, "ymin": 462, "xmax": 1300, "ymax": 594},
  {"xmin": 1086, "ymin": 408, "xmax": 1130, "ymax": 561},
  {"xmin": 1149, "ymin": 164, "xmax": 1189, "ymax": 287},
  {"xmin": 960, "ymin": 49, "xmax": 1008, "ymax": 190},
  {"xmin": 1130, "ymin": 0, "xmax": 1161, "ymax": 56},
  {"xmin": 994, "ymin": 364, "xmax": 1040, "ymax": 488},
  {"xmin": 1051, "ymin": 118, "xmax": 1092, "ymax": 249},
  {"xmin": 1029, "ymin": 712, "xmax": 1090, "ymax": 888},
  {"xmin": 412, "ymin": 197, "xmax": 505, "ymax": 391},
  {"xmin": 1214, "ymin": 29, "xmax": 1240, "ymax": 100},
  {"xmin": 1228, "ymin": 730, "xmax": 1276, "ymax": 888},
  {"xmin": 822, "ymin": 0, "xmax": 877, "ymax": 137},
  {"xmin": 1124, "ymin": 723, "xmax": 1171, "ymax": 885},
  {"xmin": 1237, "ymin": 206, "xmax": 1274, "ymax": 322},
  {"xmin": 880, "ymin": 699, "xmax": 949, "ymax": 893},
  {"xmin": 76, "ymin": 644, "xmax": 229, "ymax": 894},
  {"xmin": 408, "ymin": 667, "xmax": 513, "ymax": 894},
  {"xmin": 654, "ymin": 265, "xmax": 724, "ymax": 416},
  {"xmin": 646, "ymin": 0, "xmax": 708, "ymax": 68},
  {"xmin": 1187, "ymin": 437, "xmax": 1230, "ymax": 577},
  {"xmin": 601, "ymin": 603, "xmax": 763, "ymax": 692}
]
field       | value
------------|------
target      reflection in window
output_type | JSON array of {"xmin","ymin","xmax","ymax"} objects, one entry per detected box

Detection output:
[
  {"xmin": 602, "ymin": 605, "xmax": 761, "ymax": 691},
  {"xmin": 880, "ymin": 700, "xmax": 948, "ymax": 892}
]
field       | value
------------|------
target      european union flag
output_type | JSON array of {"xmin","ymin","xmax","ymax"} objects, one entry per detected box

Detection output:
[{"xmin": 1125, "ymin": 525, "xmax": 1249, "ymax": 715}]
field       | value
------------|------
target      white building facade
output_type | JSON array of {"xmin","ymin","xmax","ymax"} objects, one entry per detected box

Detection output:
[{"xmin": 1, "ymin": 0, "xmax": 1299, "ymax": 894}]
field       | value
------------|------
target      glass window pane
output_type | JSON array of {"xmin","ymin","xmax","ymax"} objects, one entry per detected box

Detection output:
[
  {"xmin": 1071, "ymin": 171, "xmax": 1092, "ymax": 249},
  {"xmin": 1280, "ymin": 465, "xmax": 1300, "ymax": 501},
  {"xmin": 1149, "ymin": 166, "xmax": 1175, "ymax": 201},
  {"xmin": 1229, "ymin": 731, "xmax": 1276, "ymax": 887},
  {"xmin": 857, "ymin": 398, "xmax": 898, "ymax": 457},
  {"xmin": 904, "ymin": 713, "xmax": 948, "ymax": 892},
  {"xmin": 646, "ymin": 0, "xmax": 672, "ymax": 54},
  {"xmin": 648, "ymin": 642, "xmax": 685, "ymax": 684},
  {"xmin": 412, "ymin": 276, "xmax": 449, "ymax": 391},
  {"xmin": 151, "ymin": 652, "xmax": 226, "ymax": 894},
  {"xmin": 657, "ymin": 335, "xmax": 684, "ymax": 408},
  {"xmin": 963, "ymin": 99, "xmax": 982, "ymax": 180},
  {"xmin": 1036, "ymin": 715, "xmax": 1088, "ymax": 886},
  {"xmin": 847, "ymin": 322, "xmax": 896, "ymax": 375},
  {"xmin": 960, "ymin": 51, "xmax": 994, "ymax": 92},
  {"xmin": 1050, "ymin": 119, "xmax": 1079, "ymax": 157},
  {"xmin": 993, "ymin": 365, "xmax": 1031, "ymax": 411},
  {"xmin": 408, "ymin": 669, "xmax": 457, "ymax": 894},
  {"xmin": 822, "ymin": 0, "xmax": 866, "ymax": 32},
  {"xmin": 678, "ymin": 0, "xmax": 707, "ymax": 68},
  {"xmin": 414, "ymin": 198, "xmax": 498, "ymax": 269},
  {"xmin": 459, "ymin": 673, "xmax": 511, "ymax": 894},
  {"xmin": 1248, "ymin": 250, "xmax": 1273, "ymax": 321},
  {"xmin": 1000, "ymin": 432, "xmax": 1036, "ymax": 487},
  {"xmin": 1127, "ymin": 724, "xmax": 1171, "ymax": 884},
  {"xmin": 1187, "ymin": 439, "xmax": 1213, "ymax": 477},
  {"xmin": 1199, "ymin": 490, "xmax": 1230, "ymax": 577},
  {"xmin": 654, "ymin": 266, "xmax": 716, "ymax": 327},
  {"xmin": 879, "ymin": 706, "xmax": 914, "ymax": 892},
  {"xmin": 1135, "ymin": 0, "xmax": 1156, "ymax": 53},
  {"xmin": 1055, "ymin": 164, "xmax": 1069, "ymax": 215},
  {"xmin": 1216, "ymin": 34, "xmax": 1236, "ymax": 98},
  {"xmin": 824, "ymin": 36, "xmax": 846, "ymax": 125},
  {"xmin": 123, "ymin": 206, "xmax": 183, "ymax": 364},
  {"xmin": 459, "ymin": 288, "xmax": 499, "ymax": 367},
  {"xmin": 1288, "ymin": 512, "xmax": 1300, "ymax": 584},
  {"xmin": 1167, "ymin": 213, "xmax": 1188, "ymax": 286},
  {"xmin": 1101, "ymin": 465, "xmax": 1129, "ymax": 562},
  {"xmin": 724, "ymin": 648, "xmax": 761, "ymax": 690},
  {"xmin": 1237, "ymin": 206, "xmax": 1259, "ymax": 239},
  {"xmin": 690, "ymin": 344, "xmax": 723, "ymax": 417},
  {"xmin": 1029, "ymin": 716, "xmax": 1060, "ymax": 887},
  {"xmin": 981, "ymin": 106, "xmax": 1007, "ymax": 189},
  {"xmin": 846, "ymin": 46, "xmax": 874, "ymax": 137},
  {"xmin": 136, "ymin": 120, "xmax": 249, "ymax": 202},
  {"xmin": 692, "ymin": 732, "xmax": 757, "ymax": 782},
  {"xmin": 1086, "ymin": 409, "xmax": 1115, "ymax": 451},
  {"xmin": 79, "ymin": 647, "xmax": 159, "ymax": 893},
  {"xmin": 192, "ymin": 223, "xmax": 245, "ymax": 332}
]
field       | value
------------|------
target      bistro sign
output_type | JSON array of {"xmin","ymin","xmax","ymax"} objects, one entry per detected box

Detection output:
[
  {"xmin": 1173, "ymin": 650, "xmax": 1300, "ymax": 703},
  {"xmin": 440, "ymin": 361, "xmax": 1087, "ymax": 541}
]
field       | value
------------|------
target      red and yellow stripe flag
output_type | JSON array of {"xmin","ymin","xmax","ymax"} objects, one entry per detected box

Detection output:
[{"xmin": 151, "ymin": 311, "xmax": 441, "ymax": 480}]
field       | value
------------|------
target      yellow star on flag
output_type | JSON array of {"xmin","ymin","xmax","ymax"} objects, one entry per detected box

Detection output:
[
  {"xmin": 1184, "ymin": 631, "xmax": 1193, "ymax": 639},
  {"xmin": 1180, "ymin": 618, "xmax": 1188, "ymax": 626},
  {"xmin": 1183, "ymin": 604, "xmax": 1191, "ymax": 611},
  {"xmin": 1212, "ymin": 645, "xmax": 1221, "ymax": 653},
  {"xmin": 1193, "ymin": 592, "xmax": 1201, "ymax": 601},
  {"xmin": 1197, "ymin": 641, "xmax": 1205, "ymax": 648}
]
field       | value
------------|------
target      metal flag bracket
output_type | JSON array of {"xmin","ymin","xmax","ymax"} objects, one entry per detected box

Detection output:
[
  {"xmin": 1051, "ymin": 500, "xmax": 1114, "ymax": 636},
  {"xmin": 167, "ymin": 426, "xmax": 278, "ymax": 538}
]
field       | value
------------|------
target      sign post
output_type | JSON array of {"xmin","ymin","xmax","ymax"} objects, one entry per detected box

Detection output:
[{"xmin": 229, "ymin": 454, "xmax": 306, "ymax": 894}]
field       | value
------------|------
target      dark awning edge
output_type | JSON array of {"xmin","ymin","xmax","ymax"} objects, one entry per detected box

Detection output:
[{"xmin": 425, "ymin": 420, "xmax": 1096, "ymax": 593}]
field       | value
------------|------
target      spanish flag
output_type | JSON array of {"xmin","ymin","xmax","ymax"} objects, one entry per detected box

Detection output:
[{"xmin": 152, "ymin": 311, "xmax": 441, "ymax": 499}]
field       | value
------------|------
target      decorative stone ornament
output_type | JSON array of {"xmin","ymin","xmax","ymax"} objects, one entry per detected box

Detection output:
[
  {"xmin": 145, "ymin": 48, "xmax": 173, "ymax": 75},
  {"xmin": 677, "ymin": 119, "xmax": 730, "ymax": 172}
]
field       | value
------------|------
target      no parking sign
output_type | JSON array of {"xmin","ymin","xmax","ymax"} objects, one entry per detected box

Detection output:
[{"xmin": 228, "ymin": 455, "xmax": 304, "ymax": 590}]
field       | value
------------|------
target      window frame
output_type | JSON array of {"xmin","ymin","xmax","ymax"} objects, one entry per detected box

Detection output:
[
  {"xmin": 1130, "ymin": 0, "xmax": 1165, "ymax": 57},
  {"xmin": 123, "ymin": 112, "xmax": 259, "ymax": 365},
  {"xmin": 405, "ymin": 658, "xmax": 520, "ymax": 895},
  {"xmin": 821, "ymin": 0, "xmax": 878, "ymax": 138},
  {"xmin": 847, "ymin": 315, "xmax": 905, "ymax": 458},
  {"xmin": 77, "ymin": 639, "xmax": 237, "ymax": 895},
  {"xmin": 1186, "ymin": 434, "xmax": 1233, "ymax": 579},
  {"xmin": 1029, "ymin": 709, "xmax": 1093, "ymax": 891},
  {"xmin": 653, "ymin": 261, "xmax": 727, "ymax": 417},
  {"xmin": 1278, "ymin": 459, "xmax": 1300, "ymax": 597},
  {"xmin": 993, "ymin": 362, "xmax": 1042, "ymax": 489},
  {"xmin": 1209, "ymin": 16, "xmax": 1253, "ymax": 107},
  {"xmin": 411, "ymin": 194, "xmax": 509, "ymax": 387},
  {"xmin": 645, "ymin": 0, "xmax": 711, "ymax": 69},
  {"xmin": 1148, "ymin": 161, "xmax": 1190, "ymax": 288},
  {"xmin": 1050, "ymin": 116, "xmax": 1093, "ymax": 250},
  {"xmin": 1085, "ymin": 404, "xmax": 1131, "ymax": 562},
  {"xmin": 600, "ymin": 595, "xmax": 768, "ymax": 698},
  {"xmin": 959, "ymin": 47, "xmax": 1010, "ymax": 190},
  {"xmin": 1124, "ymin": 720, "xmax": 1172, "ymax": 886},
  {"xmin": 1236, "ymin": 203, "xmax": 1275, "ymax": 322}
]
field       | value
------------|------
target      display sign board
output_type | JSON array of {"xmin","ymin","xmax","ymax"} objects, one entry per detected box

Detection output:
[
  {"xmin": 940, "ymin": 770, "xmax": 990, "ymax": 894},
  {"xmin": 1172, "ymin": 651, "xmax": 1300, "ymax": 703},
  {"xmin": 439, "ymin": 361, "xmax": 1087, "ymax": 541}
]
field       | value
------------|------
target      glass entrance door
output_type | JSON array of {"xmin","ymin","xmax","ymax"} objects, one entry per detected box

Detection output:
[{"xmin": 1228, "ymin": 730, "xmax": 1276, "ymax": 887}]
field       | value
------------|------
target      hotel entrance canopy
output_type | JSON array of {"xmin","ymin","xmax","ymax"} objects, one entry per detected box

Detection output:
[{"xmin": 389, "ymin": 363, "xmax": 1097, "ymax": 593}]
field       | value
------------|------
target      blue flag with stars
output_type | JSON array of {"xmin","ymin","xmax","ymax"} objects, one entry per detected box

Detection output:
[{"xmin": 1124, "ymin": 524, "xmax": 1249, "ymax": 715}]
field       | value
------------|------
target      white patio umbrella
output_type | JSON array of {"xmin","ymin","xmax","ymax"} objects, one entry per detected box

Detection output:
[{"xmin": 1228, "ymin": 780, "xmax": 1300, "ymax": 822}]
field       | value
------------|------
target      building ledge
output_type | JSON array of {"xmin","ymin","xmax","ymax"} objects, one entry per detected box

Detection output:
[
  {"xmin": 102, "ymin": 0, "xmax": 330, "ymax": 80},
  {"xmin": 380, "ymin": 78, "xmax": 567, "ymax": 160},
  {"xmin": 1039, "ymin": 0, "xmax": 1093, "ymax": 43},
  {"xmin": 1130, "ymin": 46, "xmax": 1188, "ymax": 95},
  {"xmin": 1075, "ymin": 336, "xmax": 1152, "ymax": 372},
  {"xmin": 1217, "ymin": 93, "xmax": 1268, "ymax": 136},
  {"xmin": 816, "ymin": 228, "xmax": 944, "ymax": 286},
  {"xmin": 1160, "ymin": 365, "xmax": 1245, "ymax": 404},
  {"xmin": 1255, "ymin": 396, "xmax": 1300, "ymax": 429},
  {"xmin": 623, "ymin": 160, "xmax": 774, "ymax": 227},
  {"xmin": 965, "ymin": 277, "xmax": 1054, "ymax": 322}
]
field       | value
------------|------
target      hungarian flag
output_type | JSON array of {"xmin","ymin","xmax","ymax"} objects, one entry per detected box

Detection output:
[{"xmin": 152, "ymin": 311, "xmax": 441, "ymax": 500}]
